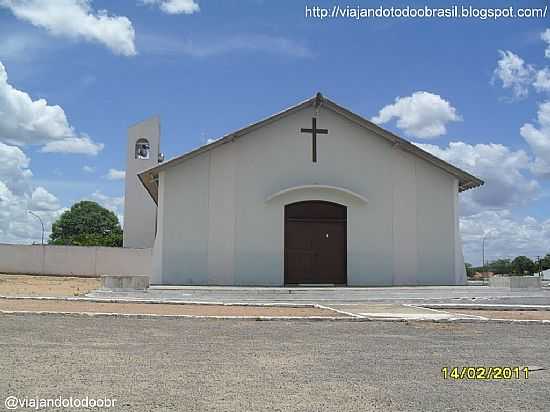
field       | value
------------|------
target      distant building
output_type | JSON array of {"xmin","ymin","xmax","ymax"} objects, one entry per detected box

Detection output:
[{"xmin": 472, "ymin": 272, "xmax": 495, "ymax": 280}]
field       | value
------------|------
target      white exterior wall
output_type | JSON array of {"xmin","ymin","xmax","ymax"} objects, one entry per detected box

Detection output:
[
  {"xmin": 161, "ymin": 154, "xmax": 210, "ymax": 285},
  {"xmin": 392, "ymin": 150, "xmax": 418, "ymax": 285},
  {"xmin": 123, "ymin": 117, "xmax": 160, "ymax": 249},
  {"xmin": 453, "ymin": 179, "xmax": 467, "ymax": 284},
  {"xmin": 154, "ymin": 106, "xmax": 463, "ymax": 286},
  {"xmin": 151, "ymin": 172, "xmax": 165, "ymax": 284}
]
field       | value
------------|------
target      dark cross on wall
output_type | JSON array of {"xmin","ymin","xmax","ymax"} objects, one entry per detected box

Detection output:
[{"xmin": 300, "ymin": 117, "xmax": 329, "ymax": 163}]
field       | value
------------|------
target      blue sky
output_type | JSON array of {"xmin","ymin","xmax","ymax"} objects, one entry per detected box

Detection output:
[{"xmin": 0, "ymin": 0, "xmax": 549, "ymax": 265}]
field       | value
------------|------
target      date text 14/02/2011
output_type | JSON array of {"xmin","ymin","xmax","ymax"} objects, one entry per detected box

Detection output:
[{"xmin": 441, "ymin": 367, "xmax": 529, "ymax": 380}]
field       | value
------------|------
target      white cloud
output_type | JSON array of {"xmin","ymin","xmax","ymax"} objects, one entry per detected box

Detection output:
[
  {"xmin": 460, "ymin": 210, "xmax": 550, "ymax": 265},
  {"xmin": 82, "ymin": 165, "xmax": 95, "ymax": 173},
  {"xmin": 0, "ymin": 0, "xmax": 136, "ymax": 56},
  {"xmin": 0, "ymin": 61, "xmax": 103, "ymax": 154},
  {"xmin": 372, "ymin": 91, "xmax": 461, "ymax": 139},
  {"xmin": 496, "ymin": 31, "xmax": 550, "ymax": 96},
  {"xmin": 0, "ymin": 181, "xmax": 45, "ymax": 243},
  {"xmin": 520, "ymin": 101, "xmax": 550, "ymax": 178},
  {"xmin": 105, "ymin": 168, "xmax": 125, "ymax": 180},
  {"xmin": 492, "ymin": 50, "xmax": 535, "ymax": 99},
  {"xmin": 0, "ymin": 142, "xmax": 32, "ymax": 195},
  {"xmin": 89, "ymin": 190, "xmax": 124, "ymax": 225},
  {"xmin": 416, "ymin": 141, "xmax": 539, "ymax": 216},
  {"xmin": 534, "ymin": 68, "xmax": 550, "ymax": 93},
  {"xmin": 29, "ymin": 186, "xmax": 60, "ymax": 211},
  {"xmin": 0, "ymin": 61, "xmax": 74, "ymax": 145},
  {"xmin": 542, "ymin": 29, "xmax": 550, "ymax": 58},
  {"xmin": 139, "ymin": 32, "xmax": 314, "ymax": 59},
  {"xmin": 141, "ymin": 0, "xmax": 199, "ymax": 15},
  {"xmin": 90, "ymin": 190, "xmax": 124, "ymax": 212},
  {"xmin": 41, "ymin": 136, "xmax": 103, "ymax": 155},
  {"xmin": 0, "ymin": 142, "xmax": 64, "ymax": 244}
]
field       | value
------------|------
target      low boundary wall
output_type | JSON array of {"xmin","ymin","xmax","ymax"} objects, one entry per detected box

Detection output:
[
  {"xmin": 0, "ymin": 244, "xmax": 152, "ymax": 278},
  {"xmin": 489, "ymin": 276, "xmax": 542, "ymax": 289}
]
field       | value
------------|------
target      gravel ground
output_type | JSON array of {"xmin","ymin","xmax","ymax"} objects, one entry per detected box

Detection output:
[
  {"xmin": 447, "ymin": 309, "xmax": 550, "ymax": 321},
  {"xmin": 0, "ymin": 299, "xmax": 341, "ymax": 317},
  {"xmin": 1, "ymin": 314, "xmax": 549, "ymax": 411},
  {"xmin": 0, "ymin": 274, "xmax": 99, "ymax": 297}
]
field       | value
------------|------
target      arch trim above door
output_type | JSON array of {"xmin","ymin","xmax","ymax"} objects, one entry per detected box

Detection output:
[{"xmin": 266, "ymin": 184, "xmax": 368, "ymax": 204}]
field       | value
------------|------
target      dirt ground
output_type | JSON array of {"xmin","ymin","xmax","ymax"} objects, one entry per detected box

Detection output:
[
  {"xmin": 2, "ymin": 315, "xmax": 549, "ymax": 411},
  {"xmin": 0, "ymin": 274, "xmax": 100, "ymax": 297},
  {"xmin": 0, "ymin": 298, "xmax": 345, "ymax": 317},
  {"xmin": 448, "ymin": 309, "xmax": 550, "ymax": 321}
]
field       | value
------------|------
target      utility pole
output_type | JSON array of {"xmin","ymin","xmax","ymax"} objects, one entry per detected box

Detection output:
[
  {"xmin": 28, "ymin": 211, "xmax": 45, "ymax": 246},
  {"xmin": 536, "ymin": 256, "xmax": 542, "ymax": 277},
  {"xmin": 481, "ymin": 230, "xmax": 496, "ymax": 273},
  {"xmin": 482, "ymin": 233, "xmax": 489, "ymax": 272}
]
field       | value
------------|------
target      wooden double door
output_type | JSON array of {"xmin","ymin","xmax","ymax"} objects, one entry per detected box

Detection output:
[{"xmin": 284, "ymin": 201, "xmax": 347, "ymax": 285}]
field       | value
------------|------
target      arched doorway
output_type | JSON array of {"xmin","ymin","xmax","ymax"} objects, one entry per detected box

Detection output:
[{"xmin": 284, "ymin": 201, "xmax": 347, "ymax": 285}]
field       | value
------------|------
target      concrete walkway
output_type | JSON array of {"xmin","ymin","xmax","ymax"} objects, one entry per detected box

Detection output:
[
  {"xmin": 328, "ymin": 303, "xmax": 485, "ymax": 320},
  {"xmin": 86, "ymin": 285, "xmax": 550, "ymax": 306}
]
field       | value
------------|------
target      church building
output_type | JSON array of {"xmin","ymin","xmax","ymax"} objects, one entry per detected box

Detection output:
[{"xmin": 124, "ymin": 93, "xmax": 483, "ymax": 286}]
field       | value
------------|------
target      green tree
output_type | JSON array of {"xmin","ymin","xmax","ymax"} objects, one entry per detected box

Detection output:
[
  {"xmin": 541, "ymin": 254, "xmax": 550, "ymax": 271},
  {"xmin": 487, "ymin": 258, "xmax": 512, "ymax": 275},
  {"xmin": 49, "ymin": 201, "xmax": 123, "ymax": 247},
  {"xmin": 511, "ymin": 256, "xmax": 535, "ymax": 276}
]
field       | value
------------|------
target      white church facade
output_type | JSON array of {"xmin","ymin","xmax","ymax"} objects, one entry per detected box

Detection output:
[{"xmin": 124, "ymin": 93, "xmax": 483, "ymax": 286}]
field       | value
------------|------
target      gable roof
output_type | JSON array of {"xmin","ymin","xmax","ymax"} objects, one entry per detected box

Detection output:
[{"xmin": 139, "ymin": 93, "xmax": 483, "ymax": 203}]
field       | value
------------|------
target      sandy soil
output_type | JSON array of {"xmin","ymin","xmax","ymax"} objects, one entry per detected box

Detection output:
[
  {"xmin": 447, "ymin": 309, "xmax": 550, "ymax": 321},
  {"xmin": 0, "ymin": 298, "xmax": 345, "ymax": 317},
  {"xmin": 0, "ymin": 274, "xmax": 100, "ymax": 297}
]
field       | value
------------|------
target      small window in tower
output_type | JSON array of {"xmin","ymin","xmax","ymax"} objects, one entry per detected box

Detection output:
[{"xmin": 135, "ymin": 138, "xmax": 150, "ymax": 159}]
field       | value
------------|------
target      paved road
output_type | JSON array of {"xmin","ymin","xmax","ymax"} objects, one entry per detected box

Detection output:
[
  {"xmin": 1, "ymin": 314, "xmax": 549, "ymax": 411},
  {"xmin": 88, "ymin": 285, "xmax": 550, "ymax": 306}
]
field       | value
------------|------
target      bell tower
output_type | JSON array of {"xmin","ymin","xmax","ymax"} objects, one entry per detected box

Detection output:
[{"xmin": 123, "ymin": 117, "xmax": 162, "ymax": 248}]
